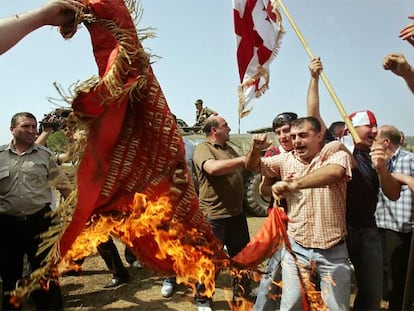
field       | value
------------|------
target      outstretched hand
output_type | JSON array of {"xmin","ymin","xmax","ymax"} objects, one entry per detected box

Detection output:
[
  {"xmin": 40, "ymin": 0, "xmax": 85, "ymax": 38},
  {"xmin": 399, "ymin": 15, "xmax": 414, "ymax": 46}
]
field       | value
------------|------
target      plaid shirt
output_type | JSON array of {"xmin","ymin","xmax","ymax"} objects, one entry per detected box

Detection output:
[
  {"xmin": 261, "ymin": 150, "xmax": 352, "ymax": 249},
  {"xmin": 376, "ymin": 148, "xmax": 414, "ymax": 233}
]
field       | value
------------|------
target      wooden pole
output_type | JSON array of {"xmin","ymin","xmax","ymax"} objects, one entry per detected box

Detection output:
[{"xmin": 276, "ymin": 0, "xmax": 361, "ymax": 144}]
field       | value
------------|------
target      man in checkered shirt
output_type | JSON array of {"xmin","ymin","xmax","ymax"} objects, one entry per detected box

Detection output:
[
  {"xmin": 246, "ymin": 116, "xmax": 353, "ymax": 310},
  {"xmin": 374, "ymin": 125, "xmax": 414, "ymax": 310}
]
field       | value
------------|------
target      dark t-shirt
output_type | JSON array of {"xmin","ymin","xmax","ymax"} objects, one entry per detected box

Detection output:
[
  {"xmin": 346, "ymin": 148, "xmax": 379, "ymax": 228},
  {"xmin": 193, "ymin": 141, "xmax": 244, "ymax": 220}
]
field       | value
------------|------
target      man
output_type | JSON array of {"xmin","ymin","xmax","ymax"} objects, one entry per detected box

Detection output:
[
  {"xmin": 0, "ymin": 112, "xmax": 72, "ymax": 310},
  {"xmin": 246, "ymin": 117, "xmax": 353, "ymax": 310},
  {"xmin": 192, "ymin": 115, "xmax": 250, "ymax": 310},
  {"xmin": 308, "ymin": 57, "xmax": 401, "ymax": 310},
  {"xmin": 374, "ymin": 125, "xmax": 414, "ymax": 310},
  {"xmin": 259, "ymin": 112, "xmax": 298, "ymax": 200},
  {"xmin": 194, "ymin": 99, "xmax": 218, "ymax": 128},
  {"xmin": 253, "ymin": 111, "xmax": 297, "ymax": 311},
  {"xmin": 0, "ymin": 0, "xmax": 83, "ymax": 55},
  {"xmin": 35, "ymin": 119, "xmax": 130, "ymax": 289},
  {"xmin": 328, "ymin": 121, "xmax": 346, "ymax": 139}
]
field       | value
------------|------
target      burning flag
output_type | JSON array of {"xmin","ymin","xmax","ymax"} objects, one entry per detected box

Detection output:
[
  {"xmin": 9, "ymin": 0, "xmax": 230, "ymax": 303},
  {"xmin": 233, "ymin": 0, "xmax": 284, "ymax": 118}
]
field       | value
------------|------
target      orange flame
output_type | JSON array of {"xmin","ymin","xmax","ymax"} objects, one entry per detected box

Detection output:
[{"xmin": 59, "ymin": 193, "xmax": 229, "ymax": 298}]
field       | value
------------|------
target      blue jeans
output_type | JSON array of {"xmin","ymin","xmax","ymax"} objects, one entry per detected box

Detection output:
[
  {"xmin": 280, "ymin": 238, "xmax": 351, "ymax": 311},
  {"xmin": 347, "ymin": 226, "xmax": 383, "ymax": 310},
  {"xmin": 253, "ymin": 248, "xmax": 283, "ymax": 311}
]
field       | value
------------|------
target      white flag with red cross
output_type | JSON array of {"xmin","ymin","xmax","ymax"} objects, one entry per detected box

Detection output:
[{"xmin": 233, "ymin": 0, "xmax": 284, "ymax": 118}]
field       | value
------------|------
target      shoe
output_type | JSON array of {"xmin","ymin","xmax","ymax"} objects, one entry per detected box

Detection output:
[
  {"xmin": 132, "ymin": 260, "xmax": 143, "ymax": 268},
  {"xmin": 103, "ymin": 277, "xmax": 128, "ymax": 288},
  {"xmin": 161, "ymin": 278, "xmax": 176, "ymax": 298},
  {"xmin": 196, "ymin": 298, "xmax": 212, "ymax": 311}
]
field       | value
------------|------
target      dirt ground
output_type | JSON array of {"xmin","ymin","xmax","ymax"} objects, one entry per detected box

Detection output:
[{"xmin": 58, "ymin": 215, "xmax": 267, "ymax": 311}]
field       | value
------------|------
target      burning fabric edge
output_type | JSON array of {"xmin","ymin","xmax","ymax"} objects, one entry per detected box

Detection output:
[{"xmin": 8, "ymin": 0, "xmax": 232, "ymax": 304}]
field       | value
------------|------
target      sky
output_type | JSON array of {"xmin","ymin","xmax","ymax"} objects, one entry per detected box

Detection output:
[{"xmin": 0, "ymin": 0, "xmax": 413, "ymax": 144}]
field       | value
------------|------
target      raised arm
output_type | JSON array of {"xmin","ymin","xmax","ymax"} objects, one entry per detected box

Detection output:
[
  {"xmin": 382, "ymin": 53, "xmax": 414, "ymax": 94},
  {"xmin": 370, "ymin": 143, "xmax": 401, "ymax": 201},
  {"xmin": 399, "ymin": 14, "xmax": 414, "ymax": 47},
  {"xmin": 307, "ymin": 57, "xmax": 327, "ymax": 135},
  {"xmin": 245, "ymin": 133, "xmax": 272, "ymax": 173},
  {"xmin": 0, "ymin": 0, "xmax": 83, "ymax": 55}
]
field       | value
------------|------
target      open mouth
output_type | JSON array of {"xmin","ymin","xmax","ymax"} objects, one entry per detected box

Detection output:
[{"xmin": 295, "ymin": 146, "xmax": 306, "ymax": 153}]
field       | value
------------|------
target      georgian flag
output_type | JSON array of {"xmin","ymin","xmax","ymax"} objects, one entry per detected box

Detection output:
[{"xmin": 233, "ymin": 0, "xmax": 284, "ymax": 118}]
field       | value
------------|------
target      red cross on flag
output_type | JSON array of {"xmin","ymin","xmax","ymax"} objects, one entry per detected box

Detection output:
[{"xmin": 233, "ymin": 0, "xmax": 284, "ymax": 118}]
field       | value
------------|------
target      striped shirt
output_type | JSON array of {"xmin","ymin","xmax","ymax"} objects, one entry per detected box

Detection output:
[
  {"xmin": 376, "ymin": 148, "xmax": 414, "ymax": 233},
  {"xmin": 261, "ymin": 150, "xmax": 352, "ymax": 249}
]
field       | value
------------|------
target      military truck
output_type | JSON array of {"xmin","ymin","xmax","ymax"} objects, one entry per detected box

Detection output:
[{"xmin": 178, "ymin": 119, "xmax": 276, "ymax": 217}]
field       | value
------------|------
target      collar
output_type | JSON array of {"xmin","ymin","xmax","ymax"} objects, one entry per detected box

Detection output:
[
  {"xmin": 8, "ymin": 141, "xmax": 37, "ymax": 155},
  {"xmin": 206, "ymin": 139, "xmax": 226, "ymax": 149}
]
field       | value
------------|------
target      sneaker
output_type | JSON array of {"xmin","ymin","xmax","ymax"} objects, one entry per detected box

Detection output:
[
  {"xmin": 103, "ymin": 277, "xmax": 128, "ymax": 288},
  {"xmin": 132, "ymin": 260, "xmax": 143, "ymax": 268},
  {"xmin": 196, "ymin": 298, "xmax": 212, "ymax": 311},
  {"xmin": 161, "ymin": 278, "xmax": 176, "ymax": 298}
]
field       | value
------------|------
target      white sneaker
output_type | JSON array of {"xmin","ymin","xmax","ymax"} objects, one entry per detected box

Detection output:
[
  {"xmin": 132, "ymin": 260, "xmax": 143, "ymax": 268},
  {"xmin": 161, "ymin": 278, "xmax": 176, "ymax": 298},
  {"xmin": 197, "ymin": 307, "xmax": 212, "ymax": 311}
]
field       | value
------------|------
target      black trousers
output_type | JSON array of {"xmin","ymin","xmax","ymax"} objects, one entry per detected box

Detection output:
[
  {"xmin": 380, "ymin": 228, "xmax": 412, "ymax": 310},
  {"xmin": 97, "ymin": 238, "xmax": 129, "ymax": 280},
  {"xmin": 124, "ymin": 246, "xmax": 136, "ymax": 265},
  {"xmin": 0, "ymin": 207, "xmax": 63, "ymax": 310}
]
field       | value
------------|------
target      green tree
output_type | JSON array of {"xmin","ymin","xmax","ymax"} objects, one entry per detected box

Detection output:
[{"xmin": 45, "ymin": 131, "xmax": 68, "ymax": 153}]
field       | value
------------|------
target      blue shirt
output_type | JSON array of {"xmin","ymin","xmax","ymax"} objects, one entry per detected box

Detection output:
[{"xmin": 376, "ymin": 148, "xmax": 414, "ymax": 233}]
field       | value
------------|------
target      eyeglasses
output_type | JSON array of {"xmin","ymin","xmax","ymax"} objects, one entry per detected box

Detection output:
[{"xmin": 273, "ymin": 112, "xmax": 298, "ymax": 129}]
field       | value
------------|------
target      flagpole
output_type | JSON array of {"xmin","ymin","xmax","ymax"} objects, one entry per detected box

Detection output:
[{"xmin": 276, "ymin": 0, "xmax": 361, "ymax": 144}]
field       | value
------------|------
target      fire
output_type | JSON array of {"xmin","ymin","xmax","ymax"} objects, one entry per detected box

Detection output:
[
  {"xmin": 59, "ymin": 193, "xmax": 229, "ymax": 298},
  {"xmin": 293, "ymin": 258, "xmax": 328, "ymax": 311},
  {"xmin": 59, "ymin": 193, "xmax": 331, "ymax": 310}
]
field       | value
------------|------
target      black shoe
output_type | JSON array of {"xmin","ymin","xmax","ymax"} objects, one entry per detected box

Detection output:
[{"xmin": 103, "ymin": 277, "xmax": 128, "ymax": 288}]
